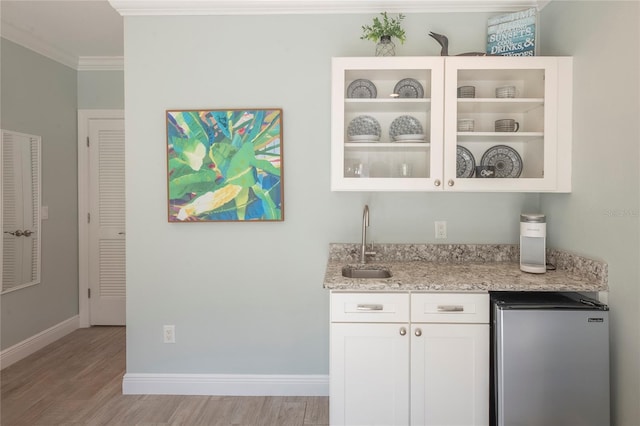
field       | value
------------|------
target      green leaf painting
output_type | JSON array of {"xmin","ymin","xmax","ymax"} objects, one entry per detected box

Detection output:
[{"xmin": 167, "ymin": 109, "xmax": 283, "ymax": 222}]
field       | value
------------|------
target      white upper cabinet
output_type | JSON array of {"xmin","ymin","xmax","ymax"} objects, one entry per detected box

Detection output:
[
  {"xmin": 331, "ymin": 56, "xmax": 573, "ymax": 192},
  {"xmin": 331, "ymin": 57, "xmax": 445, "ymax": 191},
  {"xmin": 444, "ymin": 56, "xmax": 572, "ymax": 192}
]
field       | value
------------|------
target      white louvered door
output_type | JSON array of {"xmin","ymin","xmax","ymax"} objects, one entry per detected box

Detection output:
[
  {"xmin": 89, "ymin": 119, "xmax": 125, "ymax": 325},
  {"xmin": 2, "ymin": 130, "xmax": 41, "ymax": 292}
]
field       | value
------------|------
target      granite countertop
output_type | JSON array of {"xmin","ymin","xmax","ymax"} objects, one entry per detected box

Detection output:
[{"xmin": 323, "ymin": 243, "xmax": 608, "ymax": 292}]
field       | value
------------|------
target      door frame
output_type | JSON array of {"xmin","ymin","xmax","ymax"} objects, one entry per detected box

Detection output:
[{"xmin": 77, "ymin": 109, "xmax": 124, "ymax": 328}]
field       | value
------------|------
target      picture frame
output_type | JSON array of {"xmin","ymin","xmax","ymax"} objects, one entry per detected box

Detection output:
[{"xmin": 166, "ymin": 109, "xmax": 283, "ymax": 222}]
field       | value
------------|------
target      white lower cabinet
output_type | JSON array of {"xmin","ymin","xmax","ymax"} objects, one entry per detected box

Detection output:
[
  {"xmin": 330, "ymin": 323, "xmax": 410, "ymax": 425},
  {"xmin": 330, "ymin": 292, "xmax": 489, "ymax": 426},
  {"xmin": 410, "ymin": 324, "xmax": 489, "ymax": 425}
]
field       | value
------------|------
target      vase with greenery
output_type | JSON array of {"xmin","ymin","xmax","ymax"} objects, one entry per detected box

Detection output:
[{"xmin": 360, "ymin": 12, "xmax": 406, "ymax": 56}]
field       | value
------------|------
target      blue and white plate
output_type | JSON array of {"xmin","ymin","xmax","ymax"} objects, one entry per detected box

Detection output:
[
  {"xmin": 393, "ymin": 134, "xmax": 427, "ymax": 143},
  {"xmin": 348, "ymin": 135, "xmax": 379, "ymax": 143},
  {"xmin": 393, "ymin": 78, "xmax": 424, "ymax": 98},
  {"xmin": 480, "ymin": 145, "xmax": 522, "ymax": 178},
  {"xmin": 347, "ymin": 79, "xmax": 377, "ymax": 98},
  {"xmin": 389, "ymin": 115, "xmax": 423, "ymax": 139},
  {"xmin": 456, "ymin": 146, "xmax": 476, "ymax": 178},
  {"xmin": 347, "ymin": 115, "xmax": 381, "ymax": 139}
]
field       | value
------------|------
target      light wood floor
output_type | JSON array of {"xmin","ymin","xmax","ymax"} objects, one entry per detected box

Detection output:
[{"xmin": 1, "ymin": 327, "xmax": 329, "ymax": 425}]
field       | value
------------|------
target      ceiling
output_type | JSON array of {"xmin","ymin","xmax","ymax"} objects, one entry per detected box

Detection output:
[{"xmin": 0, "ymin": 0, "xmax": 546, "ymax": 70}]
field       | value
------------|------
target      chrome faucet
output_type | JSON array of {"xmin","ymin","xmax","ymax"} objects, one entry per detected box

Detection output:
[{"xmin": 361, "ymin": 205, "xmax": 376, "ymax": 264}]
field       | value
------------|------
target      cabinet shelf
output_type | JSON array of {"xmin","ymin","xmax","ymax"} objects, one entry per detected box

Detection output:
[
  {"xmin": 345, "ymin": 142, "xmax": 430, "ymax": 149},
  {"xmin": 457, "ymin": 98, "xmax": 544, "ymax": 113},
  {"xmin": 457, "ymin": 132, "xmax": 543, "ymax": 142},
  {"xmin": 345, "ymin": 98, "xmax": 431, "ymax": 113}
]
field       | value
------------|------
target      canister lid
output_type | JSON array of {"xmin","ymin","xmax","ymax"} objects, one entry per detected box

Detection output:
[{"xmin": 520, "ymin": 213, "xmax": 546, "ymax": 223}]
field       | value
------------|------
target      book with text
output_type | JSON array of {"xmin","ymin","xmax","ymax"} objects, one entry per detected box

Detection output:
[{"xmin": 487, "ymin": 8, "xmax": 537, "ymax": 56}]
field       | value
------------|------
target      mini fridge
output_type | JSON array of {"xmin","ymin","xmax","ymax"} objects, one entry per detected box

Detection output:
[{"xmin": 490, "ymin": 292, "xmax": 610, "ymax": 426}]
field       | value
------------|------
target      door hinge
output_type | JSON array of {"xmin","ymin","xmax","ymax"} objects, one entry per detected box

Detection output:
[
  {"xmin": 86, "ymin": 136, "xmax": 90, "ymax": 147},
  {"xmin": 88, "ymin": 288, "xmax": 91, "ymax": 298}
]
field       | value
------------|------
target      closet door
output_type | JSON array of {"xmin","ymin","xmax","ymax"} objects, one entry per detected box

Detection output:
[
  {"xmin": 1, "ymin": 130, "xmax": 41, "ymax": 293},
  {"xmin": 88, "ymin": 118, "xmax": 126, "ymax": 325}
]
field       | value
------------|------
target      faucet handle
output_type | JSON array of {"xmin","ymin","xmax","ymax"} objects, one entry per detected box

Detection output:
[{"xmin": 365, "ymin": 241, "xmax": 376, "ymax": 256}]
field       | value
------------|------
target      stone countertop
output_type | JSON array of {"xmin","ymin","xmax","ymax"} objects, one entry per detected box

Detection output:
[{"xmin": 323, "ymin": 243, "xmax": 608, "ymax": 292}]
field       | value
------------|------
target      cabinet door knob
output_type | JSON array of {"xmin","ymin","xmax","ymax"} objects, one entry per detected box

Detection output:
[
  {"xmin": 434, "ymin": 179, "xmax": 441, "ymax": 187},
  {"xmin": 415, "ymin": 328, "xmax": 422, "ymax": 337},
  {"xmin": 448, "ymin": 179, "xmax": 455, "ymax": 187},
  {"xmin": 399, "ymin": 327, "xmax": 407, "ymax": 336}
]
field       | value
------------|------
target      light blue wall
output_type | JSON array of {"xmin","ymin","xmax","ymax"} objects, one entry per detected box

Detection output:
[
  {"xmin": 124, "ymin": 13, "xmax": 540, "ymax": 375},
  {"xmin": 0, "ymin": 38, "xmax": 79, "ymax": 349},
  {"xmin": 539, "ymin": 2, "xmax": 640, "ymax": 424},
  {"xmin": 78, "ymin": 70, "xmax": 125, "ymax": 109}
]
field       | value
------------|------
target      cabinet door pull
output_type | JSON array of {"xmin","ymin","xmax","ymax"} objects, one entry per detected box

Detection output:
[
  {"xmin": 415, "ymin": 328, "xmax": 422, "ymax": 337},
  {"xmin": 434, "ymin": 179, "xmax": 441, "ymax": 187},
  {"xmin": 437, "ymin": 305, "xmax": 464, "ymax": 312},
  {"xmin": 447, "ymin": 179, "xmax": 455, "ymax": 187},
  {"xmin": 399, "ymin": 327, "xmax": 407, "ymax": 336},
  {"xmin": 356, "ymin": 304, "xmax": 383, "ymax": 311}
]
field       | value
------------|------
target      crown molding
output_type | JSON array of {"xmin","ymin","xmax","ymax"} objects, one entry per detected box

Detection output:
[
  {"xmin": 0, "ymin": 19, "xmax": 78, "ymax": 69},
  {"xmin": 1, "ymin": 20, "xmax": 123, "ymax": 71},
  {"xmin": 77, "ymin": 56, "xmax": 125, "ymax": 71},
  {"xmin": 108, "ymin": 0, "xmax": 549, "ymax": 16}
]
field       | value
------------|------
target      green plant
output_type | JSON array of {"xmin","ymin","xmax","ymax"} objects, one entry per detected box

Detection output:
[{"xmin": 360, "ymin": 12, "xmax": 406, "ymax": 44}]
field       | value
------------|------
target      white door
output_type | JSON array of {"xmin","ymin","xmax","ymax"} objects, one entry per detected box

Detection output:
[
  {"xmin": 410, "ymin": 323, "xmax": 489, "ymax": 426},
  {"xmin": 88, "ymin": 118, "xmax": 126, "ymax": 325},
  {"xmin": 330, "ymin": 322, "xmax": 410, "ymax": 426},
  {"xmin": 1, "ymin": 130, "xmax": 41, "ymax": 292}
]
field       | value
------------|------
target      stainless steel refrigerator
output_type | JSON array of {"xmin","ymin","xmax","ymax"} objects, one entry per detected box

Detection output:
[{"xmin": 491, "ymin": 292, "xmax": 610, "ymax": 426}]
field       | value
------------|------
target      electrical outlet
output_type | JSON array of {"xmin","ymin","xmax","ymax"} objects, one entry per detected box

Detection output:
[
  {"xmin": 163, "ymin": 325, "xmax": 175, "ymax": 343},
  {"xmin": 435, "ymin": 221, "xmax": 447, "ymax": 239}
]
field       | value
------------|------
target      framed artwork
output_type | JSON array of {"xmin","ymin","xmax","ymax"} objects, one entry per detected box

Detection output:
[{"xmin": 167, "ymin": 109, "xmax": 283, "ymax": 222}]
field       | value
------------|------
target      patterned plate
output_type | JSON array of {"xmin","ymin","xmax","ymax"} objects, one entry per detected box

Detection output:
[
  {"xmin": 393, "ymin": 134, "xmax": 427, "ymax": 142},
  {"xmin": 456, "ymin": 146, "xmax": 476, "ymax": 178},
  {"xmin": 347, "ymin": 115, "xmax": 381, "ymax": 138},
  {"xmin": 348, "ymin": 134, "xmax": 380, "ymax": 142},
  {"xmin": 389, "ymin": 115, "xmax": 424, "ymax": 139},
  {"xmin": 346, "ymin": 79, "xmax": 377, "ymax": 98},
  {"xmin": 480, "ymin": 145, "xmax": 523, "ymax": 178},
  {"xmin": 393, "ymin": 78, "xmax": 424, "ymax": 98}
]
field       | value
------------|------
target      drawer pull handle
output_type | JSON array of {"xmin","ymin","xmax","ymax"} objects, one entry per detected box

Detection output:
[
  {"xmin": 357, "ymin": 304, "xmax": 383, "ymax": 311},
  {"xmin": 437, "ymin": 305, "xmax": 464, "ymax": 312}
]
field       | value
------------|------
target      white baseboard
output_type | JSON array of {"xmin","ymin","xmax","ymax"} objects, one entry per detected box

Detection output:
[
  {"xmin": 0, "ymin": 315, "xmax": 80, "ymax": 370},
  {"xmin": 122, "ymin": 373, "xmax": 329, "ymax": 396}
]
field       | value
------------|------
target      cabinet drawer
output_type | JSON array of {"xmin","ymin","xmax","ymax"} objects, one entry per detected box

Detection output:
[
  {"xmin": 411, "ymin": 293, "xmax": 489, "ymax": 324},
  {"xmin": 331, "ymin": 292, "xmax": 410, "ymax": 323}
]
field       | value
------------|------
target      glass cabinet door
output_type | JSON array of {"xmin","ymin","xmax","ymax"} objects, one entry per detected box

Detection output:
[
  {"xmin": 331, "ymin": 57, "xmax": 445, "ymax": 191},
  {"xmin": 443, "ymin": 56, "xmax": 572, "ymax": 192}
]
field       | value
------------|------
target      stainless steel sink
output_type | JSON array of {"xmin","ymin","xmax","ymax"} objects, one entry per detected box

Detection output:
[{"xmin": 342, "ymin": 266, "xmax": 392, "ymax": 279}]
